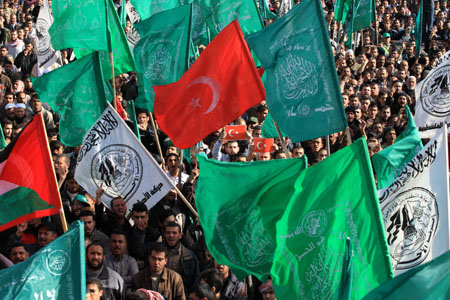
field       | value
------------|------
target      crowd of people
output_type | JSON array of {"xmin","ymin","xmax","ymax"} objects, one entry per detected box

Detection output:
[{"xmin": 0, "ymin": 0, "xmax": 447, "ymax": 299}]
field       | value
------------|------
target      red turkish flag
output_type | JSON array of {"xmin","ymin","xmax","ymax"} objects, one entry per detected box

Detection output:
[
  {"xmin": 154, "ymin": 20, "xmax": 265, "ymax": 149},
  {"xmin": 224, "ymin": 125, "xmax": 247, "ymax": 141},
  {"xmin": 253, "ymin": 138, "xmax": 274, "ymax": 153}
]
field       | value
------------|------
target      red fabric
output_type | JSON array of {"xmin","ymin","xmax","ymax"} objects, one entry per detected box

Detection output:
[
  {"xmin": 257, "ymin": 67, "xmax": 265, "ymax": 77},
  {"xmin": 154, "ymin": 20, "xmax": 265, "ymax": 149},
  {"xmin": 115, "ymin": 97, "xmax": 127, "ymax": 119},
  {"xmin": 253, "ymin": 138, "xmax": 274, "ymax": 153},
  {"xmin": 0, "ymin": 114, "xmax": 61, "ymax": 231},
  {"xmin": 224, "ymin": 125, "xmax": 247, "ymax": 141}
]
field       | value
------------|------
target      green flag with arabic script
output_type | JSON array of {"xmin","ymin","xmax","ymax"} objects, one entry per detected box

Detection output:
[
  {"xmin": 271, "ymin": 138, "xmax": 393, "ymax": 299},
  {"xmin": 0, "ymin": 221, "xmax": 85, "ymax": 300},
  {"xmin": 130, "ymin": 0, "xmax": 180, "ymax": 20},
  {"xmin": 246, "ymin": 0, "xmax": 347, "ymax": 143},
  {"xmin": 133, "ymin": 5, "xmax": 192, "ymax": 112}
]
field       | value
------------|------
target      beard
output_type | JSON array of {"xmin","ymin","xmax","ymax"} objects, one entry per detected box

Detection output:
[{"xmin": 87, "ymin": 259, "xmax": 103, "ymax": 271}]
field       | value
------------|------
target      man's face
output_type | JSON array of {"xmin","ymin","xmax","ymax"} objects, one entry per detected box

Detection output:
[
  {"xmin": 257, "ymin": 152, "xmax": 271, "ymax": 161},
  {"xmin": 6, "ymin": 107, "xmax": 15, "ymax": 119},
  {"xmin": 370, "ymin": 84, "xmax": 379, "ymax": 96},
  {"xmin": 166, "ymin": 156, "xmax": 179, "ymax": 173},
  {"xmin": 10, "ymin": 246, "xmax": 29, "ymax": 264},
  {"xmin": 361, "ymin": 100, "xmax": 371, "ymax": 112},
  {"xmin": 188, "ymin": 292, "xmax": 202, "ymax": 300},
  {"xmin": 10, "ymin": 31, "xmax": 17, "ymax": 41},
  {"xmin": 355, "ymin": 108, "xmax": 362, "ymax": 120},
  {"xmin": 80, "ymin": 216, "xmax": 96, "ymax": 236},
  {"xmin": 38, "ymin": 228, "xmax": 56, "ymax": 247},
  {"xmin": 86, "ymin": 284, "xmax": 103, "ymax": 300},
  {"xmin": 214, "ymin": 260, "xmax": 230, "ymax": 279},
  {"xmin": 132, "ymin": 211, "xmax": 148, "ymax": 231},
  {"xmin": 226, "ymin": 142, "xmax": 239, "ymax": 155},
  {"xmin": 15, "ymin": 107, "xmax": 26, "ymax": 119},
  {"xmin": 67, "ymin": 178, "xmax": 80, "ymax": 193},
  {"xmin": 311, "ymin": 138, "xmax": 323, "ymax": 152},
  {"xmin": 385, "ymin": 130, "xmax": 397, "ymax": 142},
  {"xmin": 407, "ymin": 77, "xmax": 416, "ymax": 87},
  {"xmin": 86, "ymin": 245, "xmax": 104, "ymax": 271},
  {"xmin": 3, "ymin": 124, "xmax": 12, "ymax": 138},
  {"xmin": 4, "ymin": 63, "xmax": 12, "ymax": 73},
  {"xmin": 346, "ymin": 112, "xmax": 355, "ymax": 123},
  {"xmin": 17, "ymin": 93, "xmax": 27, "ymax": 103},
  {"xmin": 292, "ymin": 147, "xmax": 304, "ymax": 158},
  {"xmin": 261, "ymin": 288, "xmax": 276, "ymax": 300},
  {"xmin": 111, "ymin": 198, "xmax": 127, "ymax": 218},
  {"xmin": 137, "ymin": 113, "xmax": 149, "ymax": 126},
  {"xmin": 382, "ymin": 108, "xmax": 391, "ymax": 120},
  {"xmin": 368, "ymin": 106, "xmax": 378, "ymax": 119},
  {"xmin": 54, "ymin": 157, "xmax": 68, "ymax": 174},
  {"xmin": 164, "ymin": 225, "xmax": 182, "ymax": 248},
  {"xmin": 30, "ymin": 97, "xmax": 42, "ymax": 112},
  {"xmin": 110, "ymin": 234, "xmax": 127, "ymax": 257},
  {"xmin": 252, "ymin": 129, "xmax": 262, "ymax": 138},
  {"xmin": 148, "ymin": 250, "xmax": 167, "ymax": 273},
  {"xmin": 5, "ymin": 94, "xmax": 14, "ymax": 103}
]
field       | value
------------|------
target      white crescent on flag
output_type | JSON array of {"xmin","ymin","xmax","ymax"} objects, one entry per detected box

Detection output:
[
  {"xmin": 187, "ymin": 76, "xmax": 221, "ymax": 114},
  {"xmin": 228, "ymin": 129, "xmax": 236, "ymax": 137}
]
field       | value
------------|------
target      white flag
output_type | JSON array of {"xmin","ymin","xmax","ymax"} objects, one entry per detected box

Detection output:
[
  {"xmin": 75, "ymin": 104, "xmax": 174, "ymax": 209},
  {"xmin": 277, "ymin": 0, "xmax": 293, "ymax": 18},
  {"xmin": 414, "ymin": 51, "xmax": 450, "ymax": 138},
  {"xmin": 32, "ymin": 0, "xmax": 61, "ymax": 75},
  {"xmin": 378, "ymin": 126, "xmax": 450, "ymax": 275},
  {"xmin": 125, "ymin": 1, "xmax": 141, "ymax": 52}
]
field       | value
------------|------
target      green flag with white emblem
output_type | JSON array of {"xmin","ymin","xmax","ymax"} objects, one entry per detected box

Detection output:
[
  {"xmin": 31, "ymin": 52, "xmax": 112, "ymax": 147},
  {"xmin": 133, "ymin": 5, "xmax": 192, "ymax": 112},
  {"xmin": 130, "ymin": 0, "xmax": 180, "ymax": 20},
  {"xmin": 271, "ymin": 138, "xmax": 393, "ymax": 299},
  {"xmin": 199, "ymin": 0, "xmax": 263, "ymax": 38},
  {"xmin": 246, "ymin": 0, "xmax": 347, "ymax": 143},
  {"xmin": 0, "ymin": 221, "xmax": 85, "ymax": 300}
]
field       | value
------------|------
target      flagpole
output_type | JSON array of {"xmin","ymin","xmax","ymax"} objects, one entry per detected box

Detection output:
[
  {"xmin": 346, "ymin": 126, "xmax": 353, "ymax": 145},
  {"xmin": 149, "ymin": 112, "xmax": 165, "ymax": 166},
  {"xmin": 40, "ymin": 113, "xmax": 69, "ymax": 233},
  {"xmin": 272, "ymin": 119, "xmax": 291, "ymax": 158},
  {"xmin": 106, "ymin": 0, "xmax": 117, "ymax": 110},
  {"xmin": 178, "ymin": 150, "xmax": 184, "ymax": 186}
]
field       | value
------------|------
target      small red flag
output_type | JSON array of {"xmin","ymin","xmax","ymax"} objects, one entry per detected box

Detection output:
[
  {"xmin": 253, "ymin": 138, "xmax": 274, "ymax": 153},
  {"xmin": 154, "ymin": 20, "xmax": 265, "ymax": 149},
  {"xmin": 224, "ymin": 125, "xmax": 247, "ymax": 141},
  {"xmin": 0, "ymin": 114, "xmax": 62, "ymax": 231}
]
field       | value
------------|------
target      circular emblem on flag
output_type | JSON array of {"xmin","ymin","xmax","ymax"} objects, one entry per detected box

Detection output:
[
  {"xmin": 301, "ymin": 210, "xmax": 327, "ymax": 237},
  {"xmin": 381, "ymin": 187, "xmax": 438, "ymax": 270},
  {"xmin": 143, "ymin": 45, "xmax": 171, "ymax": 81},
  {"xmin": 419, "ymin": 65, "xmax": 450, "ymax": 117},
  {"xmin": 91, "ymin": 144, "xmax": 143, "ymax": 200},
  {"xmin": 46, "ymin": 250, "xmax": 71, "ymax": 276}
]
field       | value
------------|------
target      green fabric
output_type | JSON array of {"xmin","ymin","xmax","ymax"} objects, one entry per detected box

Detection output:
[
  {"xmin": 363, "ymin": 250, "xmax": 450, "ymax": 300},
  {"xmin": 49, "ymin": 0, "xmax": 108, "ymax": 51},
  {"xmin": 31, "ymin": 52, "xmax": 110, "ymax": 147},
  {"xmin": 372, "ymin": 105, "xmax": 423, "ymax": 189},
  {"xmin": 199, "ymin": 0, "xmax": 263, "ymax": 38},
  {"xmin": 0, "ymin": 123, "xmax": 6, "ymax": 149},
  {"xmin": 133, "ymin": 5, "xmax": 191, "ymax": 112},
  {"xmin": 262, "ymin": 112, "xmax": 287, "ymax": 138},
  {"xmin": 126, "ymin": 99, "xmax": 141, "ymax": 141},
  {"xmin": 0, "ymin": 186, "xmax": 54, "ymax": 227},
  {"xmin": 415, "ymin": 0, "xmax": 423, "ymax": 55},
  {"xmin": 334, "ymin": 0, "xmax": 374, "ymax": 32},
  {"xmin": 130, "ymin": 0, "xmax": 180, "ymax": 20},
  {"xmin": 259, "ymin": 0, "xmax": 277, "ymax": 20},
  {"xmin": 191, "ymin": 0, "xmax": 209, "ymax": 47},
  {"xmin": 340, "ymin": 238, "xmax": 353, "ymax": 300},
  {"xmin": 343, "ymin": 0, "xmax": 354, "ymax": 48},
  {"xmin": 120, "ymin": 0, "xmax": 127, "ymax": 28},
  {"xmin": 271, "ymin": 138, "xmax": 393, "ymax": 299},
  {"xmin": 196, "ymin": 155, "xmax": 307, "ymax": 280},
  {"xmin": 74, "ymin": 0, "xmax": 136, "ymax": 80},
  {"xmin": 247, "ymin": 0, "xmax": 347, "ymax": 143},
  {"xmin": 0, "ymin": 221, "xmax": 85, "ymax": 300}
]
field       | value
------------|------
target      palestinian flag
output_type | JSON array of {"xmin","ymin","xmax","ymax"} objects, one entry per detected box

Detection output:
[{"xmin": 0, "ymin": 114, "xmax": 61, "ymax": 231}]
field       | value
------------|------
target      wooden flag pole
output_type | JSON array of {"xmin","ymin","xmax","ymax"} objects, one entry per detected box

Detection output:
[
  {"xmin": 109, "ymin": 52, "xmax": 117, "ymax": 110},
  {"xmin": 346, "ymin": 126, "xmax": 353, "ymax": 145},
  {"xmin": 325, "ymin": 135, "xmax": 331, "ymax": 155},
  {"xmin": 149, "ymin": 112, "xmax": 165, "ymax": 166},
  {"xmin": 272, "ymin": 119, "xmax": 291, "ymax": 158},
  {"xmin": 40, "ymin": 113, "xmax": 68, "ymax": 233},
  {"xmin": 174, "ymin": 185, "xmax": 198, "ymax": 218},
  {"xmin": 178, "ymin": 150, "xmax": 184, "ymax": 186}
]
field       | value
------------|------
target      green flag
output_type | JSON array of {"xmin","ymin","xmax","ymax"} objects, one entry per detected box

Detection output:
[
  {"xmin": 126, "ymin": 99, "xmax": 141, "ymax": 141},
  {"xmin": 372, "ymin": 106, "xmax": 423, "ymax": 189},
  {"xmin": 0, "ymin": 123, "xmax": 6, "ymax": 149},
  {"xmin": 199, "ymin": 0, "xmax": 263, "ymax": 38},
  {"xmin": 334, "ymin": 0, "xmax": 352, "ymax": 22},
  {"xmin": 334, "ymin": 0, "xmax": 374, "ymax": 32},
  {"xmin": 133, "ymin": 5, "xmax": 192, "ymax": 112},
  {"xmin": 270, "ymin": 138, "xmax": 393, "ymax": 299},
  {"xmin": 120, "ymin": 0, "xmax": 127, "ymax": 28},
  {"xmin": 415, "ymin": 0, "xmax": 423, "ymax": 56},
  {"xmin": 247, "ymin": 0, "xmax": 347, "ymax": 143},
  {"xmin": 262, "ymin": 112, "xmax": 287, "ymax": 138},
  {"xmin": 74, "ymin": 0, "xmax": 136, "ymax": 80},
  {"xmin": 31, "ymin": 52, "xmax": 111, "ymax": 147},
  {"xmin": 191, "ymin": 0, "xmax": 209, "ymax": 46},
  {"xmin": 49, "ymin": 0, "xmax": 108, "ymax": 51},
  {"xmin": 259, "ymin": 0, "xmax": 277, "ymax": 20},
  {"xmin": 196, "ymin": 155, "xmax": 307, "ymax": 280},
  {"xmin": 130, "ymin": 0, "xmax": 180, "ymax": 20},
  {"xmin": 0, "ymin": 221, "xmax": 85, "ymax": 300},
  {"xmin": 363, "ymin": 250, "xmax": 450, "ymax": 300}
]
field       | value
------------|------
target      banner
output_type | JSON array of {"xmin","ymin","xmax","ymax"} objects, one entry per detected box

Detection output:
[
  {"xmin": 75, "ymin": 104, "xmax": 175, "ymax": 209},
  {"xmin": 32, "ymin": 0, "xmax": 61, "ymax": 74},
  {"xmin": 378, "ymin": 126, "xmax": 450, "ymax": 275},
  {"xmin": 0, "ymin": 221, "xmax": 85, "ymax": 300},
  {"xmin": 247, "ymin": 0, "xmax": 347, "ymax": 142},
  {"xmin": 414, "ymin": 56, "xmax": 450, "ymax": 138}
]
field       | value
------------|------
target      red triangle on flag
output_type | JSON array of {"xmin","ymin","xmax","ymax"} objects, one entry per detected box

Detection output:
[
  {"xmin": 0, "ymin": 114, "xmax": 61, "ymax": 231},
  {"xmin": 154, "ymin": 20, "xmax": 266, "ymax": 149}
]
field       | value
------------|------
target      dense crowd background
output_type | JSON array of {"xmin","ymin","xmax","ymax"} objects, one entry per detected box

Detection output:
[{"xmin": 0, "ymin": 0, "xmax": 446, "ymax": 299}]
